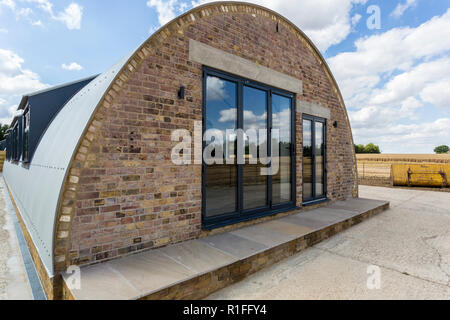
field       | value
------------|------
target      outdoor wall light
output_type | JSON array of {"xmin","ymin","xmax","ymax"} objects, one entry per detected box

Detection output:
[
  {"xmin": 178, "ymin": 86, "xmax": 185, "ymax": 99},
  {"xmin": 333, "ymin": 121, "xmax": 338, "ymax": 128}
]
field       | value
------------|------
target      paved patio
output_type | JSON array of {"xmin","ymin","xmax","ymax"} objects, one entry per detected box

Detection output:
[
  {"xmin": 208, "ymin": 186, "xmax": 450, "ymax": 300},
  {"xmin": 65, "ymin": 197, "xmax": 388, "ymax": 300}
]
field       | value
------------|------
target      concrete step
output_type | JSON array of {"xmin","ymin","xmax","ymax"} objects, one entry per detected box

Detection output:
[{"xmin": 62, "ymin": 198, "xmax": 389, "ymax": 300}]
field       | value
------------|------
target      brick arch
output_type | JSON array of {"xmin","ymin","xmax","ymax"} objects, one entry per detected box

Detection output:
[{"xmin": 52, "ymin": 1, "xmax": 358, "ymax": 273}]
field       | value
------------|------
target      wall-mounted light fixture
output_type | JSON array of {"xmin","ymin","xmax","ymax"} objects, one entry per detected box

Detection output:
[
  {"xmin": 333, "ymin": 121, "xmax": 338, "ymax": 128},
  {"xmin": 178, "ymin": 86, "xmax": 185, "ymax": 99}
]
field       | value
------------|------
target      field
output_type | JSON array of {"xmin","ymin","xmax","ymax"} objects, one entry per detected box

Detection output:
[{"xmin": 356, "ymin": 154, "xmax": 450, "ymax": 187}]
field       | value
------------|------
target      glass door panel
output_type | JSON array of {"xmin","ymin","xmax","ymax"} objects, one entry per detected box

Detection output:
[
  {"xmin": 302, "ymin": 119, "xmax": 313, "ymax": 200},
  {"xmin": 272, "ymin": 94, "xmax": 292, "ymax": 205},
  {"xmin": 315, "ymin": 122, "xmax": 325, "ymax": 197},
  {"xmin": 243, "ymin": 86, "xmax": 268, "ymax": 210},
  {"xmin": 205, "ymin": 76, "xmax": 238, "ymax": 217},
  {"xmin": 302, "ymin": 116, "xmax": 326, "ymax": 202}
]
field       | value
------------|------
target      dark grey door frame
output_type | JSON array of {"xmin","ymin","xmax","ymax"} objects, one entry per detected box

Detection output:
[
  {"xmin": 202, "ymin": 66, "xmax": 297, "ymax": 229},
  {"xmin": 302, "ymin": 114, "xmax": 327, "ymax": 205}
]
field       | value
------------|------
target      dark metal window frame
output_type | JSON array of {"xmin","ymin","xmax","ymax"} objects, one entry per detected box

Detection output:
[
  {"xmin": 202, "ymin": 66, "xmax": 297, "ymax": 230},
  {"xmin": 22, "ymin": 106, "xmax": 30, "ymax": 163},
  {"xmin": 11, "ymin": 122, "xmax": 20, "ymax": 162},
  {"xmin": 302, "ymin": 114, "xmax": 327, "ymax": 205}
]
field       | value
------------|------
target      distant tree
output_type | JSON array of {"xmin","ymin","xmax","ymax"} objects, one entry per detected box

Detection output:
[
  {"xmin": 354, "ymin": 143, "xmax": 381, "ymax": 154},
  {"xmin": 364, "ymin": 143, "xmax": 381, "ymax": 154},
  {"xmin": 434, "ymin": 145, "xmax": 449, "ymax": 154},
  {"xmin": 354, "ymin": 144, "xmax": 365, "ymax": 154},
  {"xmin": 0, "ymin": 124, "xmax": 8, "ymax": 141}
]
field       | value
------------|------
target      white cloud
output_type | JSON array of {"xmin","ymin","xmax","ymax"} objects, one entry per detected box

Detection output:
[
  {"xmin": 62, "ymin": 62, "xmax": 83, "ymax": 71},
  {"xmin": 420, "ymin": 79, "xmax": 450, "ymax": 108},
  {"xmin": 146, "ymin": 0, "xmax": 368, "ymax": 52},
  {"xmin": 0, "ymin": 0, "xmax": 15, "ymax": 10},
  {"xmin": 219, "ymin": 108, "xmax": 237, "ymax": 123},
  {"xmin": 31, "ymin": 19, "xmax": 42, "ymax": 27},
  {"xmin": 54, "ymin": 2, "xmax": 82, "ymax": 30},
  {"xmin": 147, "ymin": 0, "xmax": 180, "ymax": 26},
  {"xmin": 329, "ymin": 9, "xmax": 450, "ymax": 109},
  {"xmin": 0, "ymin": 49, "xmax": 25, "ymax": 75},
  {"xmin": 0, "ymin": 48, "xmax": 48, "ymax": 125},
  {"xmin": 23, "ymin": 0, "xmax": 52, "ymax": 14},
  {"xmin": 7, "ymin": 0, "xmax": 83, "ymax": 30},
  {"xmin": 351, "ymin": 14, "xmax": 362, "ymax": 26},
  {"xmin": 207, "ymin": 76, "xmax": 228, "ymax": 101},
  {"xmin": 351, "ymin": 117, "xmax": 450, "ymax": 153},
  {"xmin": 17, "ymin": 7, "xmax": 32, "ymax": 16},
  {"xmin": 391, "ymin": 0, "xmax": 417, "ymax": 18},
  {"xmin": 368, "ymin": 57, "xmax": 450, "ymax": 107},
  {"xmin": 328, "ymin": 8, "xmax": 450, "ymax": 153}
]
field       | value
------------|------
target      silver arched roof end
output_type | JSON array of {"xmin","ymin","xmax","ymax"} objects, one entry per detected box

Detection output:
[{"xmin": 3, "ymin": 53, "xmax": 133, "ymax": 276}]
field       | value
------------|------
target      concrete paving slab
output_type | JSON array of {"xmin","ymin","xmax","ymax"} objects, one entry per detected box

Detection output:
[
  {"xmin": 310, "ymin": 207, "xmax": 358, "ymax": 220},
  {"xmin": 281, "ymin": 214, "xmax": 329, "ymax": 229},
  {"xmin": 258, "ymin": 220, "xmax": 313, "ymax": 239},
  {"xmin": 297, "ymin": 207, "xmax": 344, "ymax": 224},
  {"xmin": 231, "ymin": 224, "xmax": 294, "ymax": 247},
  {"xmin": 71, "ymin": 263, "xmax": 140, "ymax": 300},
  {"xmin": 199, "ymin": 233, "xmax": 268, "ymax": 259},
  {"xmin": 159, "ymin": 240, "xmax": 237, "ymax": 273},
  {"xmin": 108, "ymin": 250, "xmax": 195, "ymax": 296},
  {"xmin": 328, "ymin": 198, "xmax": 387, "ymax": 212}
]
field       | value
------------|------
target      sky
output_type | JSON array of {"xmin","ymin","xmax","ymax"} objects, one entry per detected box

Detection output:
[{"xmin": 0, "ymin": 0, "xmax": 449, "ymax": 153}]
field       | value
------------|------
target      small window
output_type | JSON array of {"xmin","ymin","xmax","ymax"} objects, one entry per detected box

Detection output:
[
  {"xmin": 12, "ymin": 125, "xmax": 19, "ymax": 161},
  {"xmin": 22, "ymin": 109, "xmax": 30, "ymax": 163}
]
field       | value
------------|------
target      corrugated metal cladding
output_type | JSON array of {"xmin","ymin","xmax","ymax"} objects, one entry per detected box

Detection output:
[
  {"xmin": 3, "ymin": 53, "xmax": 132, "ymax": 276},
  {"xmin": 25, "ymin": 76, "xmax": 97, "ymax": 163}
]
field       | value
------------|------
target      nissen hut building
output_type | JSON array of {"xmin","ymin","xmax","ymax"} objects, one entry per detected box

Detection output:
[{"xmin": 3, "ymin": 2, "xmax": 387, "ymax": 300}]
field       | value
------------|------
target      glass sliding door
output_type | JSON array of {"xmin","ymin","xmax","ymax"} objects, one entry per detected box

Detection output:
[
  {"xmin": 243, "ymin": 86, "xmax": 268, "ymax": 210},
  {"xmin": 315, "ymin": 122, "xmax": 325, "ymax": 197},
  {"xmin": 302, "ymin": 115, "xmax": 326, "ymax": 203},
  {"xmin": 203, "ymin": 67, "xmax": 296, "ymax": 229},
  {"xmin": 204, "ymin": 75, "xmax": 238, "ymax": 218},
  {"xmin": 272, "ymin": 93, "xmax": 293, "ymax": 205},
  {"xmin": 302, "ymin": 119, "xmax": 313, "ymax": 200}
]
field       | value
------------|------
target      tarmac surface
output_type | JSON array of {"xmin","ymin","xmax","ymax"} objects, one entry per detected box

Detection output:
[
  {"xmin": 208, "ymin": 186, "xmax": 450, "ymax": 299},
  {"xmin": 0, "ymin": 181, "xmax": 33, "ymax": 300}
]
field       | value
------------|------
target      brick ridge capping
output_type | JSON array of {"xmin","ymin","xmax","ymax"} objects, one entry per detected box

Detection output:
[
  {"xmin": 51, "ymin": 1, "xmax": 359, "ymax": 298},
  {"xmin": 61, "ymin": 200, "xmax": 390, "ymax": 300}
]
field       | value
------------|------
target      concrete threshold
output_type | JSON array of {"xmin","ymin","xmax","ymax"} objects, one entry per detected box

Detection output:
[{"xmin": 63, "ymin": 198, "xmax": 389, "ymax": 300}]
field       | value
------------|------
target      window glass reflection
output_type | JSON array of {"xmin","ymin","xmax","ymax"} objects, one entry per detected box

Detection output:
[
  {"xmin": 205, "ymin": 76, "xmax": 238, "ymax": 217},
  {"xmin": 243, "ymin": 86, "xmax": 267, "ymax": 210},
  {"xmin": 272, "ymin": 94, "xmax": 292, "ymax": 204},
  {"xmin": 302, "ymin": 119, "xmax": 313, "ymax": 199}
]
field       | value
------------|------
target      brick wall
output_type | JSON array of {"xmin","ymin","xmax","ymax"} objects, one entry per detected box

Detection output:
[{"xmin": 62, "ymin": 4, "xmax": 356, "ymax": 269}]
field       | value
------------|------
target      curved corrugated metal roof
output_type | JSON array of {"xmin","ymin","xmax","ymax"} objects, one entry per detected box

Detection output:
[{"xmin": 3, "ymin": 53, "xmax": 132, "ymax": 276}]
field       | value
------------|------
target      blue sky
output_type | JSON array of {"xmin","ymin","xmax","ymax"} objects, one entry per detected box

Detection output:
[{"xmin": 0, "ymin": 0, "xmax": 449, "ymax": 153}]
